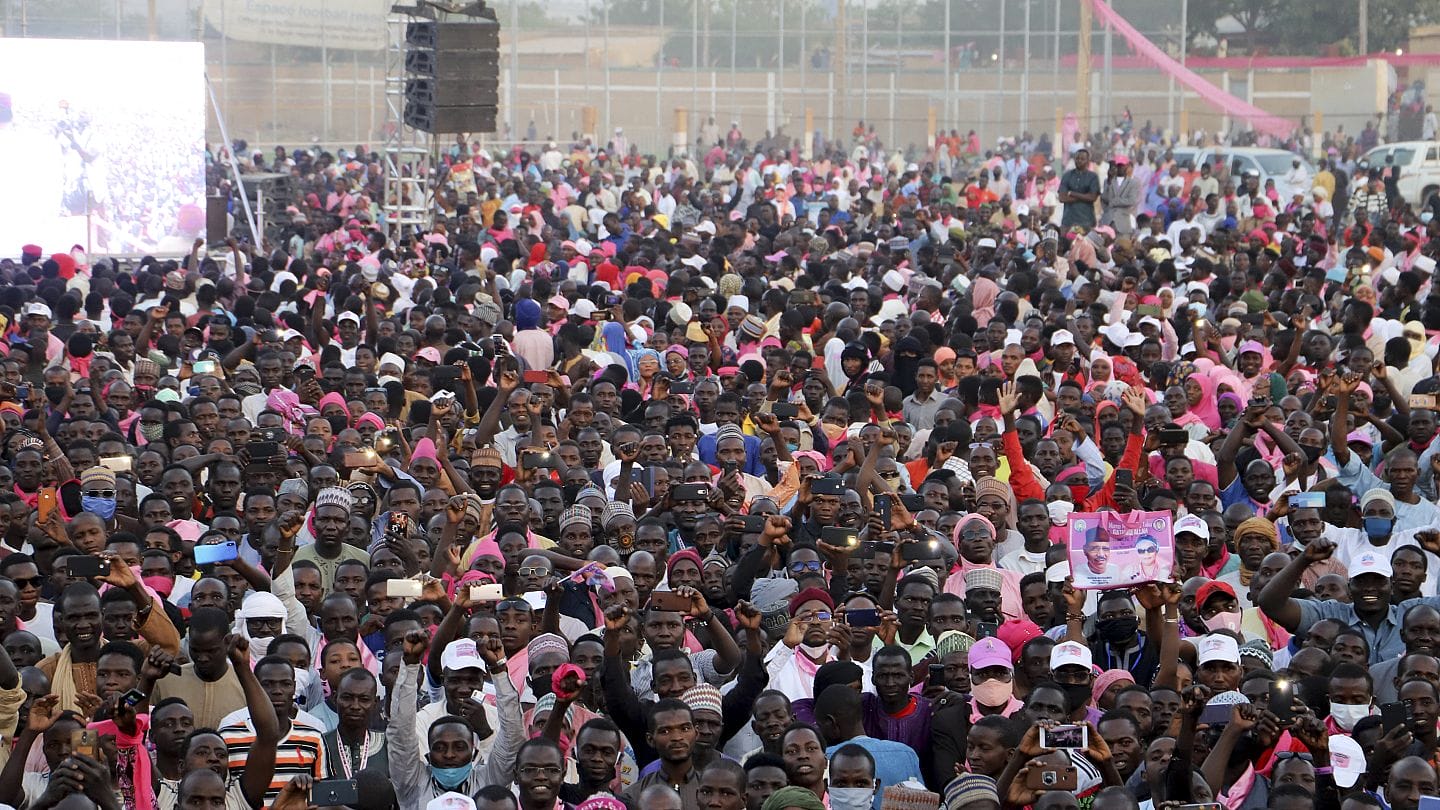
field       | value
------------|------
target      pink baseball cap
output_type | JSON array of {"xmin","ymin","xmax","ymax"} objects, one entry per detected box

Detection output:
[{"xmin": 968, "ymin": 637, "xmax": 1013, "ymax": 671}]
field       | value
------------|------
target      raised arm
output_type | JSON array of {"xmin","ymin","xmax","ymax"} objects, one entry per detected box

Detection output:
[
  {"xmin": 1256, "ymin": 537, "xmax": 1335, "ymax": 631},
  {"xmin": 231, "ymin": 636, "xmax": 281, "ymax": 807}
]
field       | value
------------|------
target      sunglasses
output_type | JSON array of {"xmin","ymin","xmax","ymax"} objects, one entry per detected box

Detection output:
[
  {"xmin": 10, "ymin": 576, "xmax": 42, "ymax": 589},
  {"xmin": 789, "ymin": 560, "xmax": 823, "ymax": 574},
  {"xmin": 83, "ymin": 490, "xmax": 116, "ymax": 499},
  {"xmin": 516, "ymin": 567, "xmax": 550, "ymax": 578}
]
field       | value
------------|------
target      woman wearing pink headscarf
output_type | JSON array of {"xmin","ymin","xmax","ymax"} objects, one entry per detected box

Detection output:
[
  {"xmin": 970, "ymin": 274, "xmax": 1000, "ymax": 325},
  {"xmin": 1174, "ymin": 371, "xmax": 1221, "ymax": 432}
]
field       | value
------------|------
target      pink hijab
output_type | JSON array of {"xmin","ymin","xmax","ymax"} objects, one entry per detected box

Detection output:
[
  {"xmin": 971, "ymin": 276, "xmax": 1000, "ymax": 324},
  {"xmin": 1178, "ymin": 371, "xmax": 1221, "ymax": 431}
]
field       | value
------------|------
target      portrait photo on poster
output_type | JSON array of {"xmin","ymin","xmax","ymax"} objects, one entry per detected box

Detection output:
[{"xmin": 1066, "ymin": 509, "xmax": 1175, "ymax": 589}]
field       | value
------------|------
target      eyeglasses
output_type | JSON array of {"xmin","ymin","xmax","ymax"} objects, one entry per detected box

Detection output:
[
  {"xmin": 797, "ymin": 611, "xmax": 832, "ymax": 623},
  {"xmin": 1272, "ymin": 752, "xmax": 1313, "ymax": 763},
  {"xmin": 83, "ymin": 490, "xmax": 116, "ymax": 499},
  {"xmin": 516, "ymin": 567, "xmax": 550, "ymax": 578},
  {"xmin": 496, "ymin": 599, "xmax": 532, "ymax": 612},
  {"xmin": 789, "ymin": 560, "xmax": 823, "ymax": 574},
  {"xmin": 1136, "ymin": 547, "xmax": 1158, "ymax": 556},
  {"xmin": 10, "ymin": 576, "xmax": 42, "ymax": 589},
  {"xmin": 878, "ymin": 470, "xmax": 901, "ymax": 480},
  {"xmin": 518, "ymin": 765, "xmax": 564, "ymax": 777}
]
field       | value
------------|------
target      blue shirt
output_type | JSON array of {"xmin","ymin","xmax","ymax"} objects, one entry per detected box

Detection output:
[{"xmin": 825, "ymin": 736, "xmax": 923, "ymax": 810}]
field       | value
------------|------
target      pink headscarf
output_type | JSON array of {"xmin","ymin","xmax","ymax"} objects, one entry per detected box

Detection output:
[
  {"xmin": 265, "ymin": 389, "xmax": 316, "ymax": 436},
  {"xmin": 950, "ymin": 513, "xmax": 997, "ymax": 552},
  {"xmin": 317, "ymin": 391, "xmax": 349, "ymax": 417},
  {"xmin": 971, "ymin": 276, "xmax": 1000, "ymax": 324},
  {"xmin": 410, "ymin": 437, "xmax": 439, "ymax": 463},
  {"xmin": 793, "ymin": 450, "xmax": 831, "ymax": 472},
  {"xmin": 356, "ymin": 412, "xmax": 386, "ymax": 431},
  {"xmin": 1180, "ymin": 372, "xmax": 1221, "ymax": 431},
  {"xmin": 1093, "ymin": 669, "xmax": 1136, "ymax": 705}
]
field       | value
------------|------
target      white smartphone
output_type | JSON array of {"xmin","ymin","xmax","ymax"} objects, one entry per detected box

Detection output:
[{"xmin": 385, "ymin": 579, "xmax": 422, "ymax": 598}]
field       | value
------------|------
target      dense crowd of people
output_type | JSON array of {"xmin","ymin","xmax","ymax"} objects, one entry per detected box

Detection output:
[{"xmin": 1, "ymin": 111, "xmax": 1439, "ymax": 810}]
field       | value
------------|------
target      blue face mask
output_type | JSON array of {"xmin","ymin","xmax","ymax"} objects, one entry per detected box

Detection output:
[
  {"xmin": 787, "ymin": 443, "xmax": 800, "ymax": 453},
  {"xmin": 429, "ymin": 763, "xmax": 471, "ymax": 789},
  {"xmin": 1363, "ymin": 516, "xmax": 1394, "ymax": 539},
  {"xmin": 81, "ymin": 496, "xmax": 116, "ymax": 520}
]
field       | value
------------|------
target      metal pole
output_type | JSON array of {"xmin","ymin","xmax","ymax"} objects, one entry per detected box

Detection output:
[
  {"xmin": 322, "ymin": 0, "xmax": 331, "ymax": 145},
  {"xmin": 1022, "ymin": 0, "xmax": 1030, "ymax": 137},
  {"xmin": 510, "ymin": 0, "xmax": 519, "ymax": 140},
  {"xmin": 206, "ymin": 74, "xmax": 259, "ymax": 242},
  {"xmin": 1180, "ymin": 0, "xmax": 1188, "ymax": 141},
  {"xmin": 861, "ymin": 0, "xmax": 868, "ymax": 125},
  {"xmin": 1053, "ymin": 0, "xmax": 1060, "ymax": 130},
  {"xmin": 944, "ymin": 0, "xmax": 951, "ymax": 130},
  {"xmin": 779, "ymin": 0, "xmax": 786, "ymax": 125},
  {"xmin": 800, "ymin": 0, "xmax": 807, "ymax": 127},
  {"xmin": 271, "ymin": 43, "xmax": 277, "ymax": 146},
  {"xmin": 584, "ymin": 0, "xmax": 592, "ymax": 101},
  {"xmin": 692, "ymin": 0, "xmax": 699, "ymax": 133},
  {"xmin": 1103, "ymin": 19, "xmax": 1112, "ymax": 128},
  {"xmin": 730, "ymin": 0, "xmax": 737, "ymax": 122},
  {"xmin": 998, "ymin": 0, "xmax": 1005, "ymax": 146},
  {"xmin": 657, "ymin": 0, "xmax": 665, "ymax": 151},
  {"xmin": 604, "ymin": 0, "xmax": 611, "ymax": 139},
  {"xmin": 1359, "ymin": 0, "xmax": 1368, "ymax": 54}
]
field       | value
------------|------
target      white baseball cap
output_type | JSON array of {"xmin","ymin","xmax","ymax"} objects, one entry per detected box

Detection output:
[
  {"xmin": 1350, "ymin": 549, "xmax": 1393, "ymax": 578},
  {"xmin": 1049, "ymin": 640, "xmax": 1093, "ymax": 672},
  {"xmin": 1050, "ymin": 329, "xmax": 1076, "ymax": 347},
  {"xmin": 426, "ymin": 794, "xmax": 477, "ymax": 810},
  {"xmin": 439, "ymin": 639, "xmax": 485, "ymax": 671},
  {"xmin": 1328, "ymin": 734, "xmax": 1366, "ymax": 788},
  {"xmin": 1196, "ymin": 633, "xmax": 1240, "ymax": 666},
  {"xmin": 1174, "ymin": 514, "xmax": 1210, "ymax": 539}
]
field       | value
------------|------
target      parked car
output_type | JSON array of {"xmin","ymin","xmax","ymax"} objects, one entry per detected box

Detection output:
[
  {"xmin": 1361, "ymin": 141, "xmax": 1440, "ymax": 208},
  {"xmin": 1152, "ymin": 146, "xmax": 1315, "ymax": 201}
]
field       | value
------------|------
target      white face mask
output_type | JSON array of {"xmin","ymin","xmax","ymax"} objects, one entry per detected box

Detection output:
[
  {"xmin": 828, "ymin": 787, "xmax": 876, "ymax": 810},
  {"xmin": 292, "ymin": 667, "xmax": 317, "ymax": 705},
  {"xmin": 1329, "ymin": 702, "xmax": 1373, "ymax": 732},
  {"xmin": 1047, "ymin": 501, "xmax": 1075, "ymax": 527}
]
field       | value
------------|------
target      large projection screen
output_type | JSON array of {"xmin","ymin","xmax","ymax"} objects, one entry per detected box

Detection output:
[{"xmin": 0, "ymin": 39, "xmax": 206, "ymax": 258}]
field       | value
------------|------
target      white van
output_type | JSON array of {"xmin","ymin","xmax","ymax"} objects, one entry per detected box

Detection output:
[{"xmin": 1360, "ymin": 141, "xmax": 1440, "ymax": 208}]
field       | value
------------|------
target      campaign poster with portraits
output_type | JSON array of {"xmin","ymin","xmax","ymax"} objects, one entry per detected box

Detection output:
[{"xmin": 1066, "ymin": 510, "xmax": 1175, "ymax": 589}]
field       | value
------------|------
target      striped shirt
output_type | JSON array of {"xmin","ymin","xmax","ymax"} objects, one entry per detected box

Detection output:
[{"xmin": 220, "ymin": 710, "xmax": 327, "ymax": 808}]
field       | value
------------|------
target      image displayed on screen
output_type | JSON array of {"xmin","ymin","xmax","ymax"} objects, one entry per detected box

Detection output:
[{"xmin": 0, "ymin": 39, "xmax": 206, "ymax": 257}]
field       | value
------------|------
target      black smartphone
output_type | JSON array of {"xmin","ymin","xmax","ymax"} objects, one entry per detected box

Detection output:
[
  {"xmin": 928, "ymin": 663, "xmax": 947, "ymax": 687},
  {"xmin": 247, "ymin": 441, "xmax": 279, "ymax": 461},
  {"xmin": 310, "ymin": 779, "xmax": 359, "ymax": 807},
  {"xmin": 876, "ymin": 494, "xmax": 892, "ymax": 527},
  {"xmin": 1269, "ymin": 680, "xmax": 1294, "ymax": 725},
  {"xmin": 1381, "ymin": 700, "xmax": 1413, "ymax": 733},
  {"xmin": 772, "ymin": 402, "xmax": 799, "ymax": 419},
  {"xmin": 668, "ymin": 381, "xmax": 693, "ymax": 395},
  {"xmin": 900, "ymin": 493, "xmax": 926, "ymax": 513},
  {"xmin": 67, "ymin": 555, "xmax": 105, "ymax": 578},
  {"xmin": 845, "ymin": 608, "xmax": 881, "ymax": 628},
  {"xmin": 821, "ymin": 526, "xmax": 859, "ymax": 549},
  {"xmin": 672, "ymin": 483, "xmax": 712, "ymax": 501},
  {"xmin": 810, "ymin": 477, "xmax": 846, "ymax": 496},
  {"xmin": 521, "ymin": 451, "xmax": 555, "ymax": 469},
  {"xmin": 901, "ymin": 537, "xmax": 942, "ymax": 562},
  {"xmin": 739, "ymin": 515, "xmax": 768, "ymax": 533},
  {"xmin": 1114, "ymin": 469, "xmax": 1133, "ymax": 489},
  {"xmin": 637, "ymin": 467, "xmax": 656, "ymax": 499},
  {"xmin": 118, "ymin": 688, "xmax": 148, "ymax": 710},
  {"xmin": 1158, "ymin": 429, "xmax": 1190, "ymax": 446},
  {"xmin": 974, "ymin": 620, "xmax": 999, "ymax": 639}
]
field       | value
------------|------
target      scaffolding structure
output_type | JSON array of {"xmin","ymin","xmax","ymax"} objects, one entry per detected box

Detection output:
[{"xmin": 382, "ymin": 4, "xmax": 434, "ymax": 239}]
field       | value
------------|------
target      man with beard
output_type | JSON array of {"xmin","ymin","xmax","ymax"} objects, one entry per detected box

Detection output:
[
  {"xmin": 293, "ymin": 488, "xmax": 370, "ymax": 591},
  {"xmin": 557, "ymin": 718, "xmax": 625, "ymax": 805},
  {"xmin": 1371, "ymin": 605, "xmax": 1440, "ymax": 704}
]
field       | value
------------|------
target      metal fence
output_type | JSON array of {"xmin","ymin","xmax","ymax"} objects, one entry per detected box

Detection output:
[{"xmin": 2, "ymin": 1, "xmax": 1231, "ymax": 155}]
